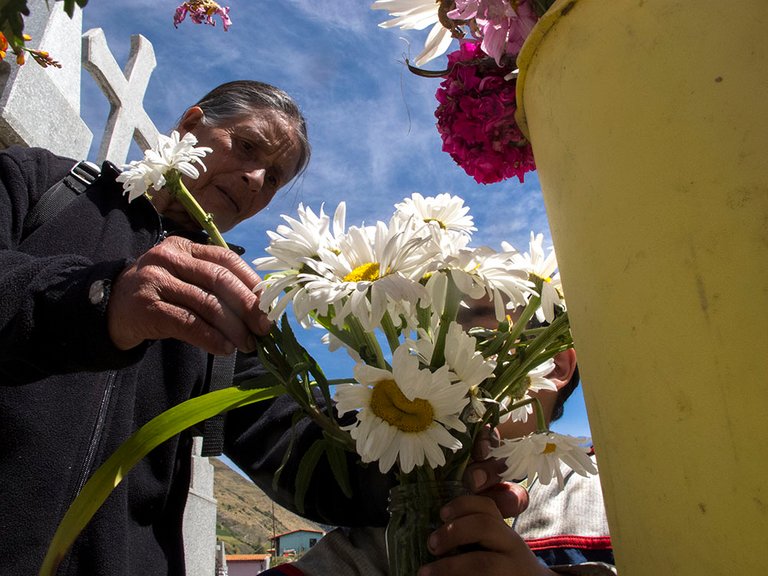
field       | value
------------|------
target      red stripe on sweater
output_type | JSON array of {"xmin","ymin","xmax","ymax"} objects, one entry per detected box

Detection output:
[{"xmin": 526, "ymin": 535, "xmax": 613, "ymax": 551}]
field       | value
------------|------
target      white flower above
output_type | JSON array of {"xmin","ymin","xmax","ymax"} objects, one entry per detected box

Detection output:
[
  {"xmin": 506, "ymin": 232, "xmax": 564, "ymax": 323},
  {"xmin": 394, "ymin": 192, "xmax": 476, "ymax": 237},
  {"xmin": 491, "ymin": 431, "xmax": 597, "ymax": 489},
  {"xmin": 334, "ymin": 345, "xmax": 470, "ymax": 474},
  {"xmin": 370, "ymin": 0, "xmax": 455, "ymax": 66},
  {"xmin": 446, "ymin": 246, "xmax": 534, "ymax": 321},
  {"xmin": 259, "ymin": 217, "xmax": 438, "ymax": 332},
  {"xmin": 116, "ymin": 131, "xmax": 211, "ymax": 202},
  {"xmin": 254, "ymin": 202, "xmax": 346, "ymax": 272}
]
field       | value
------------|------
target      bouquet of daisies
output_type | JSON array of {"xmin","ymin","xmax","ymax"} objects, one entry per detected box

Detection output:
[{"xmin": 254, "ymin": 192, "xmax": 596, "ymax": 492}]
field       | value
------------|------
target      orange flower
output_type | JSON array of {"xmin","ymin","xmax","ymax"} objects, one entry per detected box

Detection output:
[{"xmin": 0, "ymin": 32, "xmax": 8, "ymax": 61}]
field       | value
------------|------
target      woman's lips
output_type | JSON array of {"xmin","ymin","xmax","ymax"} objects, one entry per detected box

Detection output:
[{"xmin": 216, "ymin": 186, "xmax": 240, "ymax": 213}]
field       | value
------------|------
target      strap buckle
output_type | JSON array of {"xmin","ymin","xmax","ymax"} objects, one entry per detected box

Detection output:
[{"xmin": 68, "ymin": 160, "xmax": 101, "ymax": 187}]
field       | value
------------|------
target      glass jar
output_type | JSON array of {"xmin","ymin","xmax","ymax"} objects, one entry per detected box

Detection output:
[{"xmin": 385, "ymin": 480, "xmax": 465, "ymax": 576}]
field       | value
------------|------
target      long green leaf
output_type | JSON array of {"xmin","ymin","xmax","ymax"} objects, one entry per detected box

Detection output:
[
  {"xmin": 39, "ymin": 383, "xmax": 285, "ymax": 576},
  {"xmin": 271, "ymin": 409, "xmax": 305, "ymax": 492},
  {"xmin": 294, "ymin": 439, "xmax": 326, "ymax": 514},
  {"xmin": 323, "ymin": 434, "xmax": 353, "ymax": 499}
]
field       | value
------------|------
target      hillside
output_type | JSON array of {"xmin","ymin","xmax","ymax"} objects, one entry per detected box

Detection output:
[{"xmin": 212, "ymin": 458, "xmax": 325, "ymax": 554}]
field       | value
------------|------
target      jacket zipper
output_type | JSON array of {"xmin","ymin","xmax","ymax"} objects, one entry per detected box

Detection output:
[{"xmin": 71, "ymin": 369, "xmax": 118, "ymax": 499}]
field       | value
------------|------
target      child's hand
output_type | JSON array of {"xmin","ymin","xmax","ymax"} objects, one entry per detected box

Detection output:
[
  {"xmin": 418, "ymin": 494, "xmax": 557, "ymax": 576},
  {"xmin": 465, "ymin": 425, "xmax": 529, "ymax": 518}
]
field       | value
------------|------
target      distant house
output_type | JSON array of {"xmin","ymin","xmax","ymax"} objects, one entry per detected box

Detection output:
[
  {"xmin": 271, "ymin": 529, "xmax": 325, "ymax": 556},
  {"xmin": 224, "ymin": 553, "xmax": 271, "ymax": 576}
]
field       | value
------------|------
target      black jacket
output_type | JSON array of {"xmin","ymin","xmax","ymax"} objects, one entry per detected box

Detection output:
[{"xmin": 0, "ymin": 146, "xmax": 391, "ymax": 576}]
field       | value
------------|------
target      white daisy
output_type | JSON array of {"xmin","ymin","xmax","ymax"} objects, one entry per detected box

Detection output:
[
  {"xmin": 116, "ymin": 161, "xmax": 166, "ymax": 202},
  {"xmin": 394, "ymin": 193, "xmax": 476, "ymax": 236},
  {"xmin": 254, "ymin": 202, "xmax": 349, "ymax": 325},
  {"xmin": 146, "ymin": 131, "xmax": 211, "ymax": 179},
  {"xmin": 334, "ymin": 345, "xmax": 470, "ymax": 474},
  {"xmin": 116, "ymin": 131, "xmax": 211, "ymax": 202},
  {"xmin": 445, "ymin": 246, "xmax": 535, "ymax": 321},
  {"xmin": 371, "ymin": 0, "xmax": 456, "ymax": 66},
  {"xmin": 254, "ymin": 202, "xmax": 346, "ymax": 272},
  {"xmin": 308, "ymin": 221, "xmax": 438, "ymax": 331},
  {"xmin": 505, "ymin": 232, "xmax": 565, "ymax": 323},
  {"xmin": 491, "ymin": 431, "xmax": 597, "ymax": 489},
  {"xmin": 503, "ymin": 358, "xmax": 558, "ymax": 423},
  {"xmin": 393, "ymin": 193, "xmax": 475, "ymax": 260}
]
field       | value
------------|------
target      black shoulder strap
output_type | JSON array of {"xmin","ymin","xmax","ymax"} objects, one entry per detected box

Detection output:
[
  {"xmin": 23, "ymin": 160, "xmax": 101, "ymax": 238},
  {"xmin": 200, "ymin": 351, "xmax": 238, "ymax": 457}
]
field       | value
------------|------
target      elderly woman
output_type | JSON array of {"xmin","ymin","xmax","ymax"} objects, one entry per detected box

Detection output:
[{"xmin": 0, "ymin": 80, "xmax": 390, "ymax": 576}]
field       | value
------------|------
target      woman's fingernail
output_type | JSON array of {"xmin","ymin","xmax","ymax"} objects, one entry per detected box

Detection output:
[
  {"xmin": 244, "ymin": 335, "xmax": 258, "ymax": 352},
  {"xmin": 258, "ymin": 316, "xmax": 272, "ymax": 334}
]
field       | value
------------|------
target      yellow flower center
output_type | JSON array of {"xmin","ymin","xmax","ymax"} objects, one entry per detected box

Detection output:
[
  {"xmin": 370, "ymin": 379, "xmax": 434, "ymax": 433},
  {"xmin": 542, "ymin": 442, "xmax": 558, "ymax": 454},
  {"xmin": 344, "ymin": 262, "xmax": 380, "ymax": 282},
  {"xmin": 424, "ymin": 217, "xmax": 447, "ymax": 230}
]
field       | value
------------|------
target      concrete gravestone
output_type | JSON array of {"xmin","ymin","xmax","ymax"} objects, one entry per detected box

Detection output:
[
  {"xmin": 0, "ymin": 0, "xmax": 92, "ymax": 158},
  {"xmin": 0, "ymin": 2, "xmax": 216, "ymax": 575}
]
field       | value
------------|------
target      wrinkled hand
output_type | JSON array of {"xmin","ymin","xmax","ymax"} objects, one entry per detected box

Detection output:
[
  {"xmin": 107, "ymin": 235, "xmax": 271, "ymax": 355},
  {"xmin": 464, "ymin": 425, "xmax": 528, "ymax": 518},
  {"xmin": 418, "ymin": 495, "xmax": 556, "ymax": 576}
]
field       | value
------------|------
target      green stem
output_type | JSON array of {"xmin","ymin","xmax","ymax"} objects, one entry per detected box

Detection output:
[
  {"xmin": 346, "ymin": 315, "xmax": 387, "ymax": 369},
  {"xmin": 381, "ymin": 311, "xmax": 402, "ymax": 354},
  {"xmin": 489, "ymin": 311, "xmax": 572, "ymax": 399},
  {"xmin": 311, "ymin": 313, "xmax": 363, "ymax": 353},
  {"xmin": 165, "ymin": 170, "xmax": 228, "ymax": 248},
  {"xmin": 507, "ymin": 396, "xmax": 549, "ymax": 434},
  {"xmin": 506, "ymin": 292, "xmax": 541, "ymax": 345},
  {"xmin": 430, "ymin": 273, "xmax": 461, "ymax": 368},
  {"xmin": 326, "ymin": 377, "xmax": 356, "ymax": 385}
]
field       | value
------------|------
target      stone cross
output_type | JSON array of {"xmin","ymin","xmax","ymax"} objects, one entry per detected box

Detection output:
[{"xmin": 82, "ymin": 28, "xmax": 160, "ymax": 164}]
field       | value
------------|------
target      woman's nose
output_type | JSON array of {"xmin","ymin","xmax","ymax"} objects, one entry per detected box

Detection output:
[{"xmin": 242, "ymin": 166, "xmax": 265, "ymax": 191}]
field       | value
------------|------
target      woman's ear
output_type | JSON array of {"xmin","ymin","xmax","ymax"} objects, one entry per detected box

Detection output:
[
  {"xmin": 549, "ymin": 348, "xmax": 577, "ymax": 390},
  {"xmin": 177, "ymin": 106, "xmax": 204, "ymax": 135}
]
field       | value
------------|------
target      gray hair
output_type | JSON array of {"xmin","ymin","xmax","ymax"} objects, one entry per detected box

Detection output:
[{"xmin": 188, "ymin": 80, "xmax": 311, "ymax": 180}]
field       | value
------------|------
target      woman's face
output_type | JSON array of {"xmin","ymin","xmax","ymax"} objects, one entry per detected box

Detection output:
[{"xmin": 175, "ymin": 106, "xmax": 304, "ymax": 231}]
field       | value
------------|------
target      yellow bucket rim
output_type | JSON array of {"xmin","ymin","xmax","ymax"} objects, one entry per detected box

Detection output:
[{"xmin": 515, "ymin": 0, "xmax": 581, "ymax": 140}]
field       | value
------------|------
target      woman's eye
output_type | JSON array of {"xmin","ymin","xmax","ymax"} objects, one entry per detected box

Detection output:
[{"xmin": 238, "ymin": 138, "xmax": 254, "ymax": 153}]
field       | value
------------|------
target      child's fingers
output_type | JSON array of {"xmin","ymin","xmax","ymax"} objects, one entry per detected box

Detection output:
[
  {"xmin": 418, "ymin": 550, "xmax": 516, "ymax": 576},
  {"xmin": 428, "ymin": 512, "xmax": 515, "ymax": 556},
  {"xmin": 440, "ymin": 494, "xmax": 502, "ymax": 522}
]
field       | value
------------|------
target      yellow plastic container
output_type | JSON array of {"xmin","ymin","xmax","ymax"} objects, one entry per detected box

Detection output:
[{"xmin": 515, "ymin": 1, "xmax": 768, "ymax": 574}]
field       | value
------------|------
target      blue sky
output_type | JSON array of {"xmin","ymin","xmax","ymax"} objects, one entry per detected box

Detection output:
[{"xmin": 79, "ymin": 1, "xmax": 591, "ymax": 438}]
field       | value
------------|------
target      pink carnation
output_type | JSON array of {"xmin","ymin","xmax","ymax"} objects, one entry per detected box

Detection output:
[
  {"xmin": 435, "ymin": 41, "xmax": 535, "ymax": 185},
  {"xmin": 448, "ymin": 0, "xmax": 537, "ymax": 65}
]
